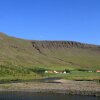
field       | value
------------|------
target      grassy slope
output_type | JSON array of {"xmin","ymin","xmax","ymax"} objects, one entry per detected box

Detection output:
[{"xmin": 0, "ymin": 33, "xmax": 100, "ymax": 82}]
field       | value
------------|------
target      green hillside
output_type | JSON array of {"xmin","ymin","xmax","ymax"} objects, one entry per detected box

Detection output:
[{"xmin": 0, "ymin": 32, "xmax": 100, "ymax": 82}]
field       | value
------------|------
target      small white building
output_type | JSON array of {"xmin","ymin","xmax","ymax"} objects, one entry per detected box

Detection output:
[
  {"xmin": 45, "ymin": 70, "xmax": 48, "ymax": 73},
  {"xmin": 63, "ymin": 71, "xmax": 67, "ymax": 74},
  {"xmin": 88, "ymin": 71, "xmax": 93, "ymax": 73}
]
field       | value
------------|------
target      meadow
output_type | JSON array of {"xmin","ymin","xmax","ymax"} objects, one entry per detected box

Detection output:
[{"xmin": 0, "ymin": 64, "xmax": 100, "ymax": 83}]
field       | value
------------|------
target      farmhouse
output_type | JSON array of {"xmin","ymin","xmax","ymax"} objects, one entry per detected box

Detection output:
[{"xmin": 96, "ymin": 70, "xmax": 100, "ymax": 73}]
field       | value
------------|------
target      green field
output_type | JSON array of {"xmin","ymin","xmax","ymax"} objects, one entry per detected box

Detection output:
[{"xmin": 0, "ymin": 64, "xmax": 100, "ymax": 83}]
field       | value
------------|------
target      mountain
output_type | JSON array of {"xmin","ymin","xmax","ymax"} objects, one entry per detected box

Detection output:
[{"xmin": 0, "ymin": 32, "xmax": 100, "ymax": 69}]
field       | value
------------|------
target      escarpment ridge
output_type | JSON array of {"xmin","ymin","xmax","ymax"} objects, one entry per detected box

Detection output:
[{"xmin": 31, "ymin": 40, "xmax": 100, "ymax": 49}]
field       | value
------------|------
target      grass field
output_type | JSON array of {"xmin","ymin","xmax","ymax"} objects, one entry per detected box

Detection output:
[{"xmin": 0, "ymin": 64, "xmax": 100, "ymax": 83}]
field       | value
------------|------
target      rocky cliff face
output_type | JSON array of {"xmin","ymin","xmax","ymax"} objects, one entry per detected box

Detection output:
[{"xmin": 31, "ymin": 41, "xmax": 100, "ymax": 49}]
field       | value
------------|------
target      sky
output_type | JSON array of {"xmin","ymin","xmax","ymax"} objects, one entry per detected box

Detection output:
[{"xmin": 0, "ymin": 0, "xmax": 100, "ymax": 45}]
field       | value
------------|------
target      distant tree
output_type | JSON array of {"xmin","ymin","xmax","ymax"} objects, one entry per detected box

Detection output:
[
  {"xmin": 65, "ymin": 69, "xmax": 70, "ymax": 73},
  {"xmin": 30, "ymin": 67, "xmax": 46, "ymax": 74}
]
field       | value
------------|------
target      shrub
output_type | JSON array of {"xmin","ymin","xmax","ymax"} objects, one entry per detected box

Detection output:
[
  {"xmin": 29, "ymin": 67, "xmax": 46, "ymax": 74},
  {"xmin": 77, "ymin": 69, "xmax": 88, "ymax": 72},
  {"xmin": 65, "ymin": 69, "xmax": 70, "ymax": 73}
]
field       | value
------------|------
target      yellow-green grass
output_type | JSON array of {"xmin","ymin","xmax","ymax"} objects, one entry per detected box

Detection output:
[
  {"xmin": 0, "ymin": 65, "xmax": 42, "ymax": 83},
  {"xmin": 0, "ymin": 64, "xmax": 99, "ymax": 83}
]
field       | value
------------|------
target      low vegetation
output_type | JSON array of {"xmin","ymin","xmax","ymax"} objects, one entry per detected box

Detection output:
[
  {"xmin": 0, "ymin": 64, "xmax": 42, "ymax": 83},
  {"xmin": 29, "ymin": 67, "xmax": 46, "ymax": 74},
  {"xmin": 0, "ymin": 64, "xmax": 99, "ymax": 83}
]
